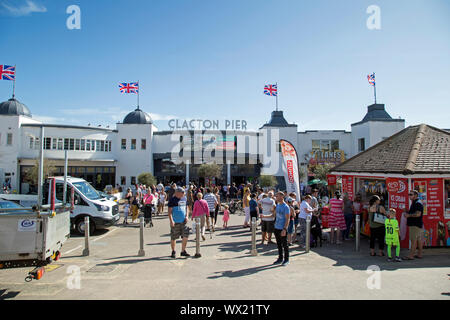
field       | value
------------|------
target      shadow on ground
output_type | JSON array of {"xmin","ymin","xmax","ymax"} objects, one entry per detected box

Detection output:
[{"xmin": 0, "ymin": 289, "xmax": 20, "ymax": 300}]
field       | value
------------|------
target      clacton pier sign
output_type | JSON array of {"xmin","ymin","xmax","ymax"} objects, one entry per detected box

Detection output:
[{"xmin": 168, "ymin": 119, "xmax": 248, "ymax": 130}]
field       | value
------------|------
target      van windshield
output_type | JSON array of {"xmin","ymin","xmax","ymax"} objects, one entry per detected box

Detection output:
[{"xmin": 73, "ymin": 181, "xmax": 101, "ymax": 200}]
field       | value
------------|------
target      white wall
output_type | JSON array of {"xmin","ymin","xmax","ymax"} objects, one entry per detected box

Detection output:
[
  {"xmin": 259, "ymin": 126, "xmax": 298, "ymax": 177},
  {"xmin": 0, "ymin": 116, "xmax": 22, "ymax": 191},
  {"xmin": 116, "ymin": 123, "xmax": 154, "ymax": 186},
  {"xmin": 351, "ymin": 120, "xmax": 405, "ymax": 156}
]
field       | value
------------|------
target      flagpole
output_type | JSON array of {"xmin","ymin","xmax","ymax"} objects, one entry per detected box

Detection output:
[
  {"xmin": 137, "ymin": 80, "xmax": 140, "ymax": 109},
  {"xmin": 276, "ymin": 82, "xmax": 278, "ymax": 111},
  {"xmin": 12, "ymin": 65, "xmax": 16, "ymax": 98},
  {"xmin": 373, "ymin": 73, "xmax": 377, "ymax": 104}
]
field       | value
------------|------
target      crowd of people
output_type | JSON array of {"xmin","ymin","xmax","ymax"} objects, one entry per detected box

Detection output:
[{"xmin": 118, "ymin": 181, "xmax": 425, "ymax": 264}]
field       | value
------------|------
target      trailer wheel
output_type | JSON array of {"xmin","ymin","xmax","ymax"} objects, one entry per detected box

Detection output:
[{"xmin": 75, "ymin": 218, "xmax": 96, "ymax": 236}]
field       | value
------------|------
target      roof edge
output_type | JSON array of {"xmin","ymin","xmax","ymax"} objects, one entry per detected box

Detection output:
[{"xmin": 404, "ymin": 124, "xmax": 427, "ymax": 173}]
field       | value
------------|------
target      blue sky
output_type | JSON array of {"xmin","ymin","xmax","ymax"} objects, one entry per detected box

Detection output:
[{"xmin": 0, "ymin": 0, "xmax": 449, "ymax": 131}]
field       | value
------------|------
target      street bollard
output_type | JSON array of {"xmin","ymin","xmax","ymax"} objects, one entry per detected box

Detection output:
[
  {"xmin": 251, "ymin": 217, "xmax": 258, "ymax": 256},
  {"xmin": 138, "ymin": 217, "xmax": 145, "ymax": 256},
  {"xmin": 355, "ymin": 214, "xmax": 360, "ymax": 252},
  {"xmin": 305, "ymin": 215, "xmax": 311, "ymax": 253},
  {"xmin": 194, "ymin": 217, "xmax": 201, "ymax": 258},
  {"xmin": 82, "ymin": 216, "xmax": 90, "ymax": 256}
]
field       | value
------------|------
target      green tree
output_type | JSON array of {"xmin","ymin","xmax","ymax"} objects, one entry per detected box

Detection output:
[
  {"xmin": 198, "ymin": 163, "xmax": 222, "ymax": 185},
  {"xmin": 138, "ymin": 172, "xmax": 157, "ymax": 187},
  {"xmin": 25, "ymin": 159, "xmax": 58, "ymax": 185},
  {"xmin": 313, "ymin": 164, "xmax": 334, "ymax": 182},
  {"xmin": 259, "ymin": 175, "xmax": 277, "ymax": 188}
]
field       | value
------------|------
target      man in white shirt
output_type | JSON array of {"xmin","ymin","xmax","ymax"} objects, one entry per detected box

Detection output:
[
  {"xmin": 203, "ymin": 188, "xmax": 218, "ymax": 232},
  {"xmin": 298, "ymin": 195, "xmax": 314, "ymax": 249},
  {"xmin": 259, "ymin": 192, "xmax": 276, "ymax": 245}
]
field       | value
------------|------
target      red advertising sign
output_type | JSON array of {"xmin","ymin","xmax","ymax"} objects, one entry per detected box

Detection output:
[
  {"xmin": 342, "ymin": 175, "xmax": 354, "ymax": 200},
  {"xmin": 411, "ymin": 179, "xmax": 445, "ymax": 247},
  {"xmin": 386, "ymin": 178, "xmax": 410, "ymax": 248},
  {"xmin": 327, "ymin": 174, "xmax": 337, "ymax": 186},
  {"xmin": 287, "ymin": 160, "xmax": 294, "ymax": 183}
]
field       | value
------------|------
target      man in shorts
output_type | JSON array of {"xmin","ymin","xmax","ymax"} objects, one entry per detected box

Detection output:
[
  {"xmin": 404, "ymin": 190, "xmax": 424, "ymax": 260},
  {"xmin": 259, "ymin": 192, "xmax": 276, "ymax": 245},
  {"xmin": 168, "ymin": 187, "xmax": 190, "ymax": 258}
]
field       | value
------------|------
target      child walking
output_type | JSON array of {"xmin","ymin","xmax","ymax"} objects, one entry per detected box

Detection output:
[
  {"xmin": 123, "ymin": 202, "xmax": 130, "ymax": 225},
  {"xmin": 385, "ymin": 208, "xmax": 402, "ymax": 262},
  {"xmin": 223, "ymin": 204, "xmax": 230, "ymax": 229}
]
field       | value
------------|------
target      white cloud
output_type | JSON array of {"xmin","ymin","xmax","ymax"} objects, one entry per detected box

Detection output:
[{"xmin": 1, "ymin": 0, "xmax": 47, "ymax": 16}]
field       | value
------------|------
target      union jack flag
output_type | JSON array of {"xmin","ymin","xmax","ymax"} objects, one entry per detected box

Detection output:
[
  {"xmin": 367, "ymin": 73, "xmax": 375, "ymax": 86},
  {"xmin": 0, "ymin": 65, "xmax": 15, "ymax": 81},
  {"xmin": 264, "ymin": 84, "xmax": 277, "ymax": 96},
  {"xmin": 119, "ymin": 82, "xmax": 139, "ymax": 94}
]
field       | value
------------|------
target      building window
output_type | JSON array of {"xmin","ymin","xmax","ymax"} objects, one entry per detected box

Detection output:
[
  {"xmin": 91, "ymin": 140, "xmax": 95, "ymax": 151},
  {"xmin": 96, "ymin": 140, "xmax": 101, "ymax": 152},
  {"xmin": 100, "ymin": 140, "xmax": 105, "ymax": 152},
  {"xmin": 108, "ymin": 141, "xmax": 112, "ymax": 152},
  {"xmin": 141, "ymin": 139, "xmax": 146, "ymax": 150},
  {"xmin": 121, "ymin": 176, "xmax": 126, "ymax": 185},
  {"xmin": 52, "ymin": 138, "xmax": 57, "ymax": 150},
  {"xmin": 57, "ymin": 138, "xmax": 63, "ymax": 150},
  {"xmin": 312, "ymin": 140, "xmax": 339, "ymax": 151},
  {"xmin": 7, "ymin": 133, "xmax": 12, "ymax": 146},
  {"xmin": 29, "ymin": 137, "xmax": 34, "ymax": 149},
  {"xmin": 358, "ymin": 138, "xmax": 365, "ymax": 152},
  {"xmin": 131, "ymin": 139, "xmax": 136, "ymax": 150},
  {"xmin": 131, "ymin": 176, "xmax": 136, "ymax": 185},
  {"xmin": 75, "ymin": 139, "xmax": 80, "ymax": 150},
  {"xmin": 81, "ymin": 139, "xmax": 85, "ymax": 151},
  {"xmin": 34, "ymin": 137, "xmax": 40, "ymax": 149},
  {"xmin": 44, "ymin": 137, "xmax": 51, "ymax": 150},
  {"xmin": 121, "ymin": 139, "xmax": 126, "ymax": 150},
  {"xmin": 86, "ymin": 139, "xmax": 91, "ymax": 151}
]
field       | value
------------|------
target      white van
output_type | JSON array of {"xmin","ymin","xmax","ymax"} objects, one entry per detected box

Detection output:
[{"xmin": 44, "ymin": 177, "xmax": 119, "ymax": 235}]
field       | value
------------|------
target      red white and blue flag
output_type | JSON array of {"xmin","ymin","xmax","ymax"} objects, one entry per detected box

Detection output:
[
  {"xmin": 119, "ymin": 82, "xmax": 139, "ymax": 94},
  {"xmin": 367, "ymin": 73, "xmax": 375, "ymax": 86},
  {"xmin": 264, "ymin": 84, "xmax": 277, "ymax": 96},
  {"xmin": 0, "ymin": 65, "xmax": 15, "ymax": 81}
]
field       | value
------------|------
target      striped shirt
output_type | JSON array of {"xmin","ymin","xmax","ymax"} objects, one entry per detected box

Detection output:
[{"xmin": 203, "ymin": 193, "xmax": 217, "ymax": 212}]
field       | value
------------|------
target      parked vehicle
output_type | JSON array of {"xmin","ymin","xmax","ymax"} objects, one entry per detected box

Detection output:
[
  {"xmin": 43, "ymin": 177, "xmax": 119, "ymax": 235},
  {"xmin": 98, "ymin": 191, "xmax": 118, "ymax": 202},
  {"xmin": 1, "ymin": 176, "xmax": 119, "ymax": 235}
]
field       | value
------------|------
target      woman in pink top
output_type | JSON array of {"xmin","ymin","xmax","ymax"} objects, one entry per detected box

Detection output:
[
  {"xmin": 191, "ymin": 192, "xmax": 210, "ymax": 241},
  {"xmin": 328, "ymin": 191, "xmax": 346, "ymax": 244}
]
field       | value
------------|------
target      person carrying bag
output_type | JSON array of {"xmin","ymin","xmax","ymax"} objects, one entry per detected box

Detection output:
[
  {"xmin": 143, "ymin": 192, "xmax": 154, "ymax": 227},
  {"xmin": 368, "ymin": 195, "xmax": 386, "ymax": 256}
]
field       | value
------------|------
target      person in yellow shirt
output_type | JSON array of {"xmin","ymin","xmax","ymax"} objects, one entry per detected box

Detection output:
[
  {"xmin": 242, "ymin": 188, "xmax": 251, "ymax": 228},
  {"xmin": 385, "ymin": 209, "xmax": 402, "ymax": 262}
]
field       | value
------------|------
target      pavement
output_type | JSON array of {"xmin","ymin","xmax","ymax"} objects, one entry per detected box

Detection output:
[{"xmin": 1, "ymin": 207, "xmax": 449, "ymax": 300}]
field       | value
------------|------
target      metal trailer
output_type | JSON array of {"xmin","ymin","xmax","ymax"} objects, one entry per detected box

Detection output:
[{"xmin": 0, "ymin": 205, "xmax": 71, "ymax": 268}]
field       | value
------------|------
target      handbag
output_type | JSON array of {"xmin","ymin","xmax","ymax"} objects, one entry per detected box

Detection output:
[{"xmin": 372, "ymin": 212, "xmax": 386, "ymax": 224}]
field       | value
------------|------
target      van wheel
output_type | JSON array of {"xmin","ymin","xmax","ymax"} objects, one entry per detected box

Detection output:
[{"xmin": 75, "ymin": 218, "xmax": 96, "ymax": 236}]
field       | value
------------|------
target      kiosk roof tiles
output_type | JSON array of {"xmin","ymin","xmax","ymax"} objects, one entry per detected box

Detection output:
[{"xmin": 331, "ymin": 124, "xmax": 450, "ymax": 175}]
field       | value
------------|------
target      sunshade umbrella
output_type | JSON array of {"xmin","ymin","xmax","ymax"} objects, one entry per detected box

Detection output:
[{"xmin": 308, "ymin": 179, "xmax": 321, "ymax": 185}]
